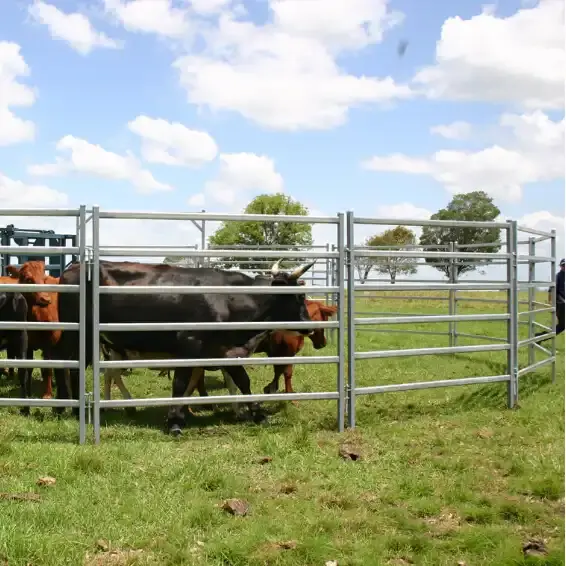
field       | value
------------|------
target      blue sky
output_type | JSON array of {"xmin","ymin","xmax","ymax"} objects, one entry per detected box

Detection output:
[{"xmin": 0, "ymin": 0, "xmax": 564, "ymax": 260}]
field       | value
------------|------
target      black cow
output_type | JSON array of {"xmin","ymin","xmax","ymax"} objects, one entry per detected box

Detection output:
[
  {"xmin": 53, "ymin": 259, "xmax": 315, "ymax": 435},
  {"xmin": 0, "ymin": 291, "xmax": 29, "ymax": 413}
]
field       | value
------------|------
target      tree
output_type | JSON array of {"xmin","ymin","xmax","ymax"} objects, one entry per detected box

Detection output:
[
  {"xmin": 419, "ymin": 191, "xmax": 502, "ymax": 279},
  {"xmin": 208, "ymin": 193, "xmax": 313, "ymax": 272},
  {"xmin": 355, "ymin": 226, "xmax": 418, "ymax": 284},
  {"xmin": 369, "ymin": 226, "xmax": 418, "ymax": 284}
]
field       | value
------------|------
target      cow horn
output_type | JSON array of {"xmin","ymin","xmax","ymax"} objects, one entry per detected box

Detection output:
[
  {"xmin": 290, "ymin": 260, "xmax": 316, "ymax": 280},
  {"xmin": 271, "ymin": 258, "xmax": 284, "ymax": 276}
]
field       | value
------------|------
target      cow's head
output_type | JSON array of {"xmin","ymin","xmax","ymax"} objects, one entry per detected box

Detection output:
[
  {"xmin": 268, "ymin": 259, "xmax": 316, "ymax": 335},
  {"xmin": 306, "ymin": 301, "xmax": 338, "ymax": 349},
  {"xmin": 8, "ymin": 261, "xmax": 51, "ymax": 307}
]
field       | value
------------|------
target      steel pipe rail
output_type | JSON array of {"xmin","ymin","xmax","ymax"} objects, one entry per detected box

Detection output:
[
  {"xmin": 0, "ymin": 246, "xmax": 79, "ymax": 255},
  {"xmin": 355, "ymin": 343, "xmax": 509, "ymax": 360},
  {"xmin": 99, "ymin": 247, "xmax": 338, "ymax": 259},
  {"xmin": 517, "ymin": 255, "xmax": 554, "ymax": 263},
  {"xmin": 0, "ymin": 359, "xmax": 80, "ymax": 368},
  {"xmin": 355, "ymin": 313, "xmax": 509, "ymax": 325},
  {"xmin": 517, "ymin": 225, "xmax": 554, "ymax": 238},
  {"xmin": 353, "ymin": 283, "xmax": 510, "ymax": 292},
  {"xmin": 0, "ymin": 321, "xmax": 79, "ymax": 331},
  {"xmin": 518, "ymin": 308, "xmax": 554, "ymax": 316},
  {"xmin": 0, "ymin": 208, "xmax": 81, "ymax": 217},
  {"xmin": 354, "ymin": 217, "xmax": 509, "ymax": 229},
  {"xmin": 518, "ymin": 332, "xmax": 555, "ymax": 347},
  {"xmin": 354, "ymin": 250, "xmax": 509, "ymax": 260},
  {"xmin": 99, "ymin": 320, "xmax": 338, "ymax": 331},
  {"xmin": 98, "ymin": 285, "xmax": 338, "ymax": 295},
  {"xmin": 0, "ymin": 398, "xmax": 80, "ymax": 408},
  {"xmin": 453, "ymin": 333, "xmax": 508, "ymax": 343},
  {"xmin": 518, "ymin": 357, "xmax": 555, "ymax": 377},
  {"xmin": 100, "ymin": 390, "xmax": 340, "ymax": 409},
  {"xmin": 99, "ymin": 211, "xmax": 338, "ymax": 223},
  {"xmin": 354, "ymin": 328, "xmax": 450, "ymax": 337},
  {"xmin": 355, "ymin": 375, "xmax": 510, "ymax": 395},
  {"xmin": 100, "ymin": 355, "xmax": 339, "ymax": 369},
  {"xmin": 0, "ymin": 284, "xmax": 79, "ymax": 293}
]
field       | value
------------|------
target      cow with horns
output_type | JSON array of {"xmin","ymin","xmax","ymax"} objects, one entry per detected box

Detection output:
[{"xmin": 53, "ymin": 258, "xmax": 316, "ymax": 435}]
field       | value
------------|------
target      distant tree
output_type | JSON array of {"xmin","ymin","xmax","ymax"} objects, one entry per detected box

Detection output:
[
  {"xmin": 354, "ymin": 226, "xmax": 418, "ymax": 284},
  {"xmin": 369, "ymin": 226, "xmax": 418, "ymax": 284},
  {"xmin": 208, "ymin": 193, "xmax": 313, "ymax": 272},
  {"xmin": 163, "ymin": 255, "xmax": 198, "ymax": 268},
  {"xmin": 419, "ymin": 191, "xmax": 502, "ymax": 278}
]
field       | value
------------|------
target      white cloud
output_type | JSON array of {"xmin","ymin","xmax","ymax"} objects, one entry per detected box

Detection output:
[
  {"xmin": 430, "ymin": 121, "xmax": 471, "ymax": 140},
  {"xmin": 413, "ymin": 0, "xmax": 565, "ymax": 109},
  {"xmin": 363, "ymin": 110, "xmax": 564, "ymax": 203},
  {"xmin": 190, "ymin": 0, "xmax": 232, "ymax": 15},
  {"xmin": 174, "ymin": 4, "xmax": 412, "ymax": 131},
  {"xmin": 103, "ymin": 0, "xmax": 192, "ymax": 38},
  {"xmin": 28, "ymin": 1, "xmax": 121, "ymax": 55},
  {"xmin": 517, "ymin": 210, "xmax": 565, "ymax": 267},
  {"xmin": 270, "ymin": 0, "xmax": 404, "ymax": 51},
  {"xmin": 28, "ymin": 135, "xmax": 172, "ymax": 194},
  {"xmin": 0, "ymin": 42, "xmax": 35, "ymax": 146},
  {"xmin": 128, "ymin": 115, "xmax": 218, "ymax": 167},
  {"xmin": 0, "ymin": 172, "xmax": 68, "ymax": 210},
  {"xmin": 191, "ymin": 152, "xmax": 284, "ymax": 207}
]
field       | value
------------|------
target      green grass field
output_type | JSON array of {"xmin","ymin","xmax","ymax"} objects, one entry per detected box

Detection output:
[{"xmin": 0, "ymin": 292, "xmax": 563, "ymax": 566}]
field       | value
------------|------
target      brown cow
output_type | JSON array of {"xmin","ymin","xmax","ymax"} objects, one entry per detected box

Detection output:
[
  {"xmin": 6, "ymin": 262, "xmax": 61, "ymax": 399},
  {"xmin": 0, "ymin": 274, "xmax": 23, "ymax": 380},
  {"xmin": 183, "ymin": 299, "xmax": 339, "ymax": 408}
]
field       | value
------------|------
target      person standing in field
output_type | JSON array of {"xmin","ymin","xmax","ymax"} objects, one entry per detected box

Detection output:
[{"xmin": 538, "ymin": 258, "xmax": 565, "ymax": 342}]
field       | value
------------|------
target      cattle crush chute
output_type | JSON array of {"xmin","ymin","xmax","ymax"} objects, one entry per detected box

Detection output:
[{"xmin": 0, "ymin": 206, "xmax": 557, "ymax": 444}]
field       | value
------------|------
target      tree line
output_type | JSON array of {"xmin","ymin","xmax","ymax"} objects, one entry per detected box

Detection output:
[{"xmin": 166, "ymin": 190, "xmax": 502, "ymax": 283}]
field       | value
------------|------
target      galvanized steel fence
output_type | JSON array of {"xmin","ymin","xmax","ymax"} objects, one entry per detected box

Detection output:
[{"xmin": 0, "ymin": 207, "xmax": 558, "ymax": 444}]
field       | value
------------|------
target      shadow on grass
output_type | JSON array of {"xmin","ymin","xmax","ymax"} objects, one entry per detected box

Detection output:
[{"xmin": 357, "ymin": 353, "xmax": 556, "ymax": 424}]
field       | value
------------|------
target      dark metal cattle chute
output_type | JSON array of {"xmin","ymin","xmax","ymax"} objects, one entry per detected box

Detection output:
[{"xmin": 0, "ymin": 206, "xmax": 557, "ymax": 444}]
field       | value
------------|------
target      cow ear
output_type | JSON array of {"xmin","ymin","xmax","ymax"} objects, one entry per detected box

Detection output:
[{"xmin": 6, "ymin": 265, "xmax": 20, "ymax": 277}]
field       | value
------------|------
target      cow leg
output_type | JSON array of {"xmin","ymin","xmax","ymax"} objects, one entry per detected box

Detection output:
[
  {"xmin": 183, "ymin": 368, "xmax": 207, "ymax": 415},
  {"xmin": 221, "ymin": 369, "xmax": 244, "ymax": 417},
  {"xmin": 223, "ymin": 366, "xmax": 265, "ymax": 423},
  {"xmin": 113, "ymin": 371, "xmax": 136, "ymax": 416},
  {"xmin": 167, "ymin": 367, "xmax": 192, "ymax": 436},
  {"xmin": 41, "ymin": 368, "xmax": 53, "ymax": 399},
  {"xmin": 282, "ymin": 365, "xmax": 299, "ymax": 407},
  {"xmin": 264, "ymin": 365, "xmax": 284, "ymax": 395}
]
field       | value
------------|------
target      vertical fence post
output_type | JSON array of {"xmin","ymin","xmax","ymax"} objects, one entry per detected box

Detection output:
[
  {"xmin": 92, "ymin": 206, "xmax": 101, "ymax": 444},
  {"xmin": 330, "ymin": 244, "xmax": 337, "ymax": 345},
  {"xmin": 325, "ymin": 242, "xmax": 331, "ymax": 307},
  {"xmin": 550, "ymin": 229, "xmax": 557, "ymax": 383},
  {"xmin": 78, "ymin": 205, "xmax": 87, "ymax": 445},
  {"xmin": 448, "ymin": 242, "xmax": 456, "ymax": 347},
  {"xmin": 506, "ymin": 220, "xmax": 519, "ymax": 407},
  {"xmin": 346, "ymin": 211, "xmax": 356, "ymax": 428},
  {"xmin": 336, "ymin": 215, "xmax": 346, "ymax": 432},
  {"xmin": 528, "ymin": 237, "xmax": 536, "ymax": 367}
]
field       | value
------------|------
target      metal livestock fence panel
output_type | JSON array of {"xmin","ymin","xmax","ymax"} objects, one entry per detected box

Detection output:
[{"xmin": 0, "ymin": 206, "xmax": 558, "ymax": 444}]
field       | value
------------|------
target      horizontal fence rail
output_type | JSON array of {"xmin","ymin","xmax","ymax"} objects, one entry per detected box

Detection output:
[{"xmin": 0, "ymin": 206, "xmax": 558, "ymax": 444}]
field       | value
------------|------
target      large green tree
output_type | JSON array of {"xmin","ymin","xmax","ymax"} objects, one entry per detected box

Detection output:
[
  {"xmin": 208, "ymin": 193, "xmax": 313, "ymax": 271},
  {"xmin": 419, "ymin": 191, "xmax": 502, "ymax": 278},
  {"xmin": 355, "ymin": 226, "xmax": 418, "ymax": 284}
]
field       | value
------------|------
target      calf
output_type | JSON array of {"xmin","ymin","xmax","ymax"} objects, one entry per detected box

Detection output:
[
  {"xmin": 0, "ymin": 288, "xmax": 29, "ymax": 411},
  {"xmin": 6, "ymin": 263, "xmax": 61, "ymax": 399}
]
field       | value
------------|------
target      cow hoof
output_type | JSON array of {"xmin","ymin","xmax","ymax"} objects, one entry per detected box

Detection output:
[
  {"xmin": 263, "ymin": 385, "xmax": 277, "ymax": 395},
  {"xmin": 169, "ymin": 424, "xmax": 182, "ymax": 438},
  {"xmin": 252, "ymin": 411, "xmax": 267, "ymax": 424},
  {"xmin": 19, "ymin": 407, "xmax": 30, "ymax": 417}
]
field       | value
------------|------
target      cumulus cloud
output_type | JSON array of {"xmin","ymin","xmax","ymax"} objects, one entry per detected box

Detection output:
[
  {"xmin": 28, "ymin": 135, "xmax": 172, "ymax": 194},
  {"xmin": 28, "ymin": 1, "xmax": 121, "ymax": 55},
  {"xmin": 413, "ymin": 0, "xmax": 565, "ymax": 109},
  {"xmin": 430, "ymin": 121, "xmax": 471, "ymax": 140},
  {"xmin": 102, "ymin": 0, "xmax": 192, "ymax": 38},
  {"xmin": 189, "ymin": 152, "xmax": 284, "ymax": 208},
  {"xmin": 363, "ymin": 110, "xmax": 564, "ymax": 203},
  {"xmin": 128, "ymin": 115, "xmax": 218, "ymax": 167},
  {"xmin": 173, "ymin": 1, "xmax": 412, "ymax": 131},
  {"xmin": 0, "ymin": 42, "xmax": 35, "ymax": 146}
]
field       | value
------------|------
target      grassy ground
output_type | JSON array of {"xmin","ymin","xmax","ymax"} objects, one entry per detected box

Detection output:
[{"xmin": 0, "ymin": 292, "xmax": 563, "ymax": 566}]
